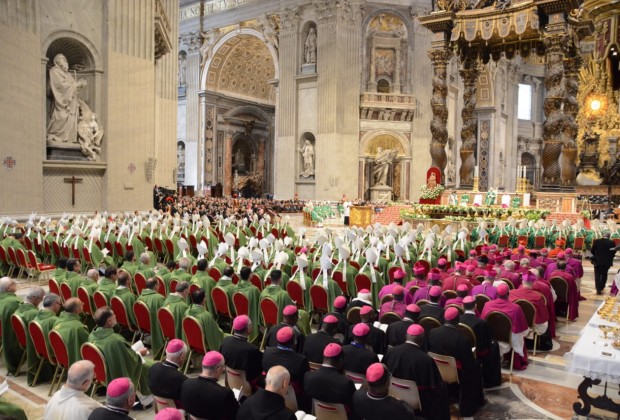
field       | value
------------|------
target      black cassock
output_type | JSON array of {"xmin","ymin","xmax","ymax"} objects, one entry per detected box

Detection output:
[
  {"xmin": 384, "ymin": 342, "xmax": 450, "ymax": 420},
  {"xmin": 460, "ymin": 312, "xmax": 501, "ymax": 388},
  {"xmin": 428, "ymin": 325, "xmax": 485, "ymax": 417}
]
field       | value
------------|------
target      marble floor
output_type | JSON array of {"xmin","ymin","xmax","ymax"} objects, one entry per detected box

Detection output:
[{"xmin": 2, "ymin": 213, "xmax": 620, "ymax": 419}]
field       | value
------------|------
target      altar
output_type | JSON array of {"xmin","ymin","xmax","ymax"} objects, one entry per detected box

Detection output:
[{"xmin": 349, "ymin": 205, "xmax": 373, "ymax": 227}]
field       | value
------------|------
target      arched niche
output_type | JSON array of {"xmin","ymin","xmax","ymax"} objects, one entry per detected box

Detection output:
[
  {"xmin": 521, "ymin": 152, "xmax": 537, "ymax": 188},
  {"xmin": 177, "ymin": 140, "xmax": 186, "ymax": 184},
  {"xmin": 300, "ymin": 21, "xmax": 317, "ymax": 74},
  {"xmin": 232, "ymin": 135, "xmax": 257, "ymax": 176},
  {"xmin": 298, "ymin": 132, "xmax": 316, "ymax": 179}
]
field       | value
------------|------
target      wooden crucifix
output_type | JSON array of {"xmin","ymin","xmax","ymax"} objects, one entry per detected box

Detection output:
[{"xmin": 64, "ymin": 176, "xmax": 83, "ymax": 206}]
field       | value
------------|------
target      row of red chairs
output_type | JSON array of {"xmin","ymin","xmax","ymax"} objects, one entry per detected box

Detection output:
[{"xmin": 0, "ymin": 245, "xmax": 55, "ymax": 280}]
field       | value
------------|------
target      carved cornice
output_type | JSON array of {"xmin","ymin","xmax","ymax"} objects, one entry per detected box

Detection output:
[
  {"xmin": 154, "ymin": 0, "xmax": 172, "ymax": 60},
  {"xmin": 313, "ymin": 0, "xmax": 338, "ymax": 24},
  {"xmin": 313, "ymin": 0, "xmax": 364, "ymax": 26}
]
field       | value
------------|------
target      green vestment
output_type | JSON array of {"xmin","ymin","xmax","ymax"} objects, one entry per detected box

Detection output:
[
  {"xmin": 184, "ymin": 304, "xmax": 224, "ymax": 351},
  {"xmin": 233, "ymin": 281, "xmax": 261, "ymax": 342},
  {"xmin": 0, "ymin": 292, "xmax": 24, "ymax": 375},
  {"xmin": 88, "ymin": 327, "xmax": 152, "ymax": 395},
  {"xmin": 63, "ymin": 271, "xmax": 86, "ymax": 296},
  {"xmin": 113, "ymin": 287, "xmax": 137, "ymax": 328},
  {"xmin": 14, "ymin": 303, "xmax": 40, "ymax": 385},
  {"xmin": 190, "ymin": 270, "xmax": 216, "ymax": 315},
  {"xmin": 52, "ymin": 312, "xmax": 89, "ymax": 365},
  {"xmin": 136, "ymin": 289, "xmax": 165, "ymax": 356},
  {"xmin": 162, "ymin": 294, "xmax": 189, "ymax": 339},
  {"xmin": 259, "ymin": 285, "xmax": 311, "ymax": 336},
  {"xmin": 96, "ymin": 278, "xmax": 117, "ymax": 301},
  {"xmin": 0, "ymin": 398, "xmax": 27, "ymax": 420}
]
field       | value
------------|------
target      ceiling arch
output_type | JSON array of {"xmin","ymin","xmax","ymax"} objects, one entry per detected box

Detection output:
[{"xmin": 206, "ymin": 34, "xmax": 276, "ymax": 105}]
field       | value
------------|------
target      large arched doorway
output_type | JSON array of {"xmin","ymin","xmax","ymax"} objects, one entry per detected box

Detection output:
[{"xmin": 198, "ymin": 30, "xmax": 277, "ymax": 196}]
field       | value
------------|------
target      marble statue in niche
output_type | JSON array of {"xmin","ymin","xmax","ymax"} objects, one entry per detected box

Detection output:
[
  {"xmin": 304, "ymin": 28, "xmax": 317, "ymax": 64},
  {"xmin": 446, "ymin": 136, "xmax": 456, "ymax": 184},
  {"xmin": 375, "ymin": 49, "xmax": 395, "ymax": 79},
  {"xmin": 76, "ymin": 101, "xmax": 103, "ymax": 161},
  {"xmin": 299, "ymin": 138, "xmax": 315, "ymax": 178},
  {"xmin": 47, "ymin": 53, "xmax": 88, "ymax": 144},
  {"xmin": 372, "ymin": 147, "xmax": 398, "ymax": 186},
  {"xmin": 178, "ymin": 51, "xmax": 187, "ymax": 86}
]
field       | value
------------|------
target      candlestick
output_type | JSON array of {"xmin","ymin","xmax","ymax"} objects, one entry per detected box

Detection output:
[{"xmin": 474, "ymin": 165, "xmax": 479, "ymax": 177}]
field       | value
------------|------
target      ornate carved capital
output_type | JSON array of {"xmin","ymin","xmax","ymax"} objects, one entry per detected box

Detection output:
[
  {"xmin": 543, "ymin": 33, "xmax": 568, "ymax": 54},
  {"xmin": 313, "ymin": 0, "xmax": 364, "ymax": 26},
  {"xmin": 313, "ymin": 0, "xmax": 337, "ymax": 24},
  {"xmin": 428, "ymin": 49, "xmax": 451, "ymax": 67},
  {"xmin": 279, "ymin": 7, "xmax": 301, "ymax": 34}
]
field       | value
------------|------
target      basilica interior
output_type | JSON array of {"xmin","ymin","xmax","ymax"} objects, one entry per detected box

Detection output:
[{"xmin": 2, "ymin": 0, "xmax": 620, "ymax": 419}]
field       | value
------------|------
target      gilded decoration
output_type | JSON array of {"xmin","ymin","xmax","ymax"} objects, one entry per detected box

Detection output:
[
  {"xmin": 365, "ymin": 134, "xmax": 406, "ymax": 157},
  {"xmin": 206, "ymin": 35, "xmax": 276, "ymax": 104},
  {"xmin": 368, "ymin": 13, "xmax": 406, "ymax": 37},
  {"xmin": 375, "ymin": 48, "xmax": 396, "ymax": 79}
]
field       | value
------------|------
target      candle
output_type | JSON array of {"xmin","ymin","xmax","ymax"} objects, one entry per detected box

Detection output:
[
  {"xmin": 522, "ymin": 167, "xmax": 526, "ymax": 178},
  {"xmin": 474, "ymin": 165, "xmax": 479, "ymax": 177}
]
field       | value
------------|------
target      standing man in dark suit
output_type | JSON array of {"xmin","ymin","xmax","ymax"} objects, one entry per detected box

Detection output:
[
  {"xmin": 591, "ymin": 232, "xmax": 618, "ymax": 294},
  {"xmin": 148, "ymin": 339, "xmax": 187, "ymax": 408},
  {"xmin": 304, "ymin": 343, "xmax": 357, "ymax": 418},
  {"xmin": 220, "ymin": 315, "xmax": 263, "ymax": 389}
]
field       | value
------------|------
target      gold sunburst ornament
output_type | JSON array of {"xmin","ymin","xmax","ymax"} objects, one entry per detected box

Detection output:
[{"xmin": 584, "ymin": 92, "xmax": 608, "ymax": 120}]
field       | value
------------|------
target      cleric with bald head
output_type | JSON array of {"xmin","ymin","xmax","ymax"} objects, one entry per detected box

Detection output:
[
  {"xmin": 88, "ymin": 377, "xmax": 136, "ymax": 420},
  {"xmin": 148, "ymin": 339, "xmax": 188, "ymax": 408},
  {"xmin": 45, "ymin": 360, "xmax": 102, "ymax": 419},
  {"xmin": 237, "ymin": 365, "xmax": 296, "ymax": 420}
]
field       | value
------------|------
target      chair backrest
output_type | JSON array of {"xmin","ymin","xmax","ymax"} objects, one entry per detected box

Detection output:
[
  {"xmin": 354, "ymin": 274, "xmax": 371, "ymax": 295},
  {"xmin": 310, "ymin": 284, "xmax": 329, "ymax": 313},
  {"xmin": 514, "ymin": 299, "xmax": 536, "ymax": 329},
  {"xmin": 80, "ymin": 343, "xmax": 107, "ymax": 386},
  {"xmin": 48, "ymin": 278, "xmax": 61, "ymax": 296},
  {"xmin": 418, "ymin": 316, "xmax": 441, "ymax": 336},
  {"xmin": 416, "ymin": 299, "xmax": 430, "ymax": 307},
  {"xmin": 442, "ymin": 290, "xmax": 457, "ymax": 300},
  {"xmin": 331, "ymin": 270, "xmax": 348, "ymax": 295},
  {"xmin": 573, "ymin": 236, "xmax": 585, "ymax": 251},
  {"xmin": 286, "ymin": 281, "xmax": 305, "ymax": 310},
  {"xmin": 15, "ymin": 248, "xmax": 28, "ymax": 267},
  {"xmin": 92, "ymin": 291, "xmax": 108, "ymax": 310},
  {"xmin": 208, "ymin": 267, "xmax": 222, "ymax": 281},
  {"xmin": 343, "ymin": 370, "xmax": 367, "ymax": 390},
  {"xmin": 501, "ymin": 278, "xmax": 515, "ymax": 290},
  {"xmin": 232, "ymin": 292, "xmax": 250, "ymax": 317},
  {"xmin": 153, "ymin": 395, "xmax": 176, "ymax": 413},
  {"xmin": 498, "ymin": 235, "xmax": 509, "ymax": 247},
  {"xmin": 211, "ymin": 287, "xmax": 232, "ymax": 317},
  {"xmin": 284, "ymin": 385, "xmax": 298, "ymax": 413},
  {"xmin": 133, "ymin": 300, "xmax": 152, "ymax": 334},
  {"xmin": 389, "ymin": 377, "xmax": 421, "ymax": 410},
  {"xmin": 484, "ymin": 311, "xmax": 513, "ymax": 344},
  {"xmin": 474, "ymin": 294, "xmax": 490, "ymax": 314},
  {"xmin": 134, "ymin": 272, "xmax": 147, "ymax": 295},
  {"xmin": 380, "ymin": 294, "xmax": 394, "ymax": 305},
  {"xmin": 82, "ymin": 247, "xmax": 92, "ymax": 265},
  {"xmin": 182, "ymin": 316, "xmax": 207, "ymax": 353},
  {"xmin": 10, "ymin": 314, "xmax": 28, "ymax": 349},
  {"xmin": 428, "ymin": 352, "xmax": 459, "ymax": 384},
  {"xmin": 28, "ymin": 321, "xmax": 52, "ymax": 362},
  {"xmin": 225, "ymin": 367, "xmax": 252, "ymax": 397},
  {"xmin": 379, "ymin": 311, "xmax": 402, "ymax": 325},
  {"xmin": 157, "ymin": 307, "xmax": 177, "ymax": 341},
  {"xmin": 346, "ymin": 306, "xmax": 361, "ymax": 324},
  {"xmin": 48, "ymin": 330, "xmax": 70, "ymax": 369},
  {"xmin": 164, "ymin": 239, "xmax": 174, "ymax": 255},
  {"xmin": 110, "ymin": 296, "xmax": 133, "ymax": 330},
  {"xmin": 249, "ymin": 273, "xmax": 263, "ymax": 291},
  {"xmin": 309, "ymin": 361, "xmax": 322, "ymax": 371},
  {"xmin": 549, "ymin": 276, "xmax": 569, "ymax": 301},
  {"xmin": 0, "ymin": 245, "xmax": 7, "ymax": 264},
  {"xmin": 8, "ymin": 246, "xmax": 18, "ymax": 266},
  {"xmin": 155, "ymin": 276, "xmax": 167, "ymax": 297},
  {"xmin": 59, "ymin": 282, "xmax": 73, "ymax": 302},
  {"xmin": 114, "ymin": 242, "xmax": 124, "ymax": 259},
  {"xmin": 445, "ymin": 304, "xmax": 465, "ymax": 314},
  {"xmin": 312, "ymin": 399, "xmax": 347, "ymax": 420},
  {"xmin": 77, "ymin": 287, "xmax": 94, "ymax": 316},
  {"xmin": 260, "ymin": 298, "xmax": 279, "ymax": 326},
  {"xmin": 311, "ymin": 267, "xmax": 322, "ymax": 281},
  {"xmin": 534, "ymin": 236, "xmax": 546, "ymax": 249},
  {"xmin": 456, "ymin": 323, "xmax": 477, "ymax": 350},
  {"xmin": 169, "ymin": 279, "xmax": 179, "ymax": 294}
]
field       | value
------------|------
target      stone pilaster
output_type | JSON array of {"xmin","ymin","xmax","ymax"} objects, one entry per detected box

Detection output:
[{"xmin": 185, "ymin": 33, "xmax": 202, "ymax": 189}]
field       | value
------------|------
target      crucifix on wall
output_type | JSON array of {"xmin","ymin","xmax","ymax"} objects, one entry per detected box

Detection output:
[{"xmin": 64, "ymin": 176, "xmax": 83, "ymax": 206}]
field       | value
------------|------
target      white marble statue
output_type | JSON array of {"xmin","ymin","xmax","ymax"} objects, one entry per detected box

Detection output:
[
  {"xmin": 234, "ymin": 148, "xmax": 245, "ymax": 166},
  {"xmin": 178, "ymin": 52, "xmax": 187, "ymax": 86},
  {"xmin": 304, "ymin": 28, "xmax": 317, "ymax": 64},
  {"xmin": 199, "ymin": 29, "xmax": 219, "ymax": 67},
  {"xmin": 372, "ymin": 147, "xmax": 398, "ymax": 186},
  {"xmin": 47, "ymin": 53, "xmax": 88, "ymax": 143},
  {"xmin": 259, "ymin": 14, "xmax": 279, "ymax": 52},
  {"xmin": 76, "ymin": 100, "xmax": 103, "ymax": 161},
  {"xmin": 446, "ymin": 136, "xmax": 455, "ymax": 183},
  {"xmin": 299, "ymin": 139, "xmax": 315, "ymax": 177}
]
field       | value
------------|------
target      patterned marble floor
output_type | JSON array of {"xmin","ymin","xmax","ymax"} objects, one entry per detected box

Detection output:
[{"xmin": 3, "ymin": 213, "xmax": 620, "ymax": 419}]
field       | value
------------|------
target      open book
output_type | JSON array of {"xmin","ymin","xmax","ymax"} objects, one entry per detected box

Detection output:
[
  {"xmin": 373, "ymin": 321, "xmax": 389, "ymax": 332},
  {"xmin": 295, "ymin": 411, "xmax": 317, "ymax": 420},
  {"xmin": 131, "ymin": 340, "xmax": 149, "ymax": 363}
]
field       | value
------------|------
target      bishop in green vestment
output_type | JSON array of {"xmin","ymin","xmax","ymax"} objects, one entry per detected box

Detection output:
[
  {"xmin": 233, "ymin": 267, "xmax": 261, "ymax": 342},
  {"xmin": 0, "ymin": 397, "xmax": 27, "ymax": 420},
  {"xmin": 28, "ymin": 295, "xmax": 60, "ymax": 385},
  {"xmin": 0, "ymin": 278, "xmax": 24, "ymax": 375},
  {"xmin": 214, "ymin": 267, "xmax": 237, "ymax": 316},
  {"xmin": 113, "ymin": 272, "xmax": 137, "ymax": 328},
  {"xmin": 13, "ymin": 288, "xmax": 44, "ymax": 385},
  {"xmin": 162, "ymin": 282, "xmax": 190, "ymax": 339},
  {"xmin": 51, "ymin": 298, "xmax": 89, "ymax": 365},
  {"xmin": 62, "ymin": 259, "xmax": 87, "ymax": 296},
  {"xmin": 136, "ymin": 279, "xmax": 165, "ymax": 356},
  {"xmin": 88, "ymin": 307, "xmax": 152, "ymax": 396},
  {"xmin": 185, "ymin": 289, "xmax": 225, "ymax": 351},
  {"xmin": 97, "ymin": 266, "xmax": 119, "ymax": 301},
  {"xmin": 259, "ymin": 270, "xmax": 311, "ymax": 336},
  {"xmin": 190, "ymin": 259, "xmax": 216, "ymax": 315}
]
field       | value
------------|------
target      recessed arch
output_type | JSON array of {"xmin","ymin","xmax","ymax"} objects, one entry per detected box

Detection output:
[
  {"xmin": 359, "ymin": 130, "xmax": 410, "ymax": 157},
  {"xmin": 42, "ymin": 30, "xmax": 102, "ymax": 71}
]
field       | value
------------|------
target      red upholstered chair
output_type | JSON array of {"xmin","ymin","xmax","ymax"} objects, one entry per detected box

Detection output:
[
  {"xmin": 259, "ymin": 298, "xmax": 279, "ymax": 350},
  {"xmin": 182, "ymin": 316, "xmax": 208, "ymax": 374},
  {"xmin": 10, "ymin": 315, "xmax": 28, "ymax": 376},
  {"xmin": 157, "ymin": 307, "xmax": 177, "ymax": 359},
  {"xmin": 354, "ymin": 273, "xmax": 371, "ymax": 295},
  {"xmin": 533, "ymin": 236, "xmax": 546, "ymax": 249},
  {"xmin": 48, "ymin": 278, "xmax": 61, "ymax": 297},
  {"xmin": 311, "ymin": 267, "xmax": 321, "ymax": 281},
  {"xmin": 27, "ymin": 250, "xmax": 55, "ymax": 278},
  {"xmin": 310, "ymin": 285, "xmax": 329, "ymax": 316},
  {"xmin": 48, "ymin": 330, "xmax": 70, "ymax": 394},
  {"xmin": 134, "ymin": 272, "xmax": 147, "ymax": 295},
  {"xmin": 71, "ymin": 247, "xmax": 81, "ymax": 260},
  {"xmin": 28, "ymin": 321, "xmax": 59, "ymax": 394},
  {"xmin": 387, "ymin": 266, "xmax": 400, "ymax": 284},
  {"xmin": 189, "ymin": 283, "xmax": 201, "ymax": 297},
  {"xmin": 331, "ymin": 271, "xmax": 348, "ymax": 296},
  {"xmin": 211, "ymin": 287, "xmax": 233, "ymax": 321},
  {"xmin": 59, "ymin": 283, "xmax": 73, "ymax": 303},
  {"xmin": 286, "ymin": 281, "xmax": 305, "ymax": 310},
  {"xmin": 153, "ymin": 238, "xmax": 165, "ymax": 262},
  {"xmin": 92, "ymin": 291, "xmax": 108, "ymax": 310},
  {"xmin": 15, "ymin": 249, "xmax": 30, "ymax": 279},
  {"xmin": 155, "ymin": 276, "xmax": 167, "ymax": 297},
  {"xmin": 169, "ymin": 279, "xmax": 179, "ymax": 294},
  {"xmin": 133, "ymin": 301, "xmax": 153, "ymax": 340},
  {"xmin": 77, "ymin": 287, "xmax": 95, "ymax": 316},
  {"xmin": 164, "ymin": 239, "xmax": 175, "ymax": 261},
  {"xmin": 110, "ymin": 296, "xmax": 138, "ymax": 343},
  {"xmin": 349, "ymin": 260, "xmax": 361, "ymax": 270},
  {"xmin": 8, "ymin": 247, "xmax": 21, "ymax": 277},
  {"xmin": 43, "ymin": 241, "xmax": 52, "ymax": 263},
  {"xmin": 144, "ymin": 236, "xmax": 155, "ymax": 257},
  {"xmin": 209, "ymin": 267, "xmax": 222, "ymax": 282},
  {"xmin": 80, "ymin": 343, "xmax": 107, "ymax": 397},
  {"xmin": 23, "ymin": 236, "xmax": 33, "ymax": 251},
  {"xmin": 114, "ymin": 242, "xmax": 124, "ymax": 262},
  {"xmin": 249, "ymin": 273, "xmax": 263, "ymax": 291},
  {"xmin": 0, "ymin": 245, "xmax": 9, "ymax": 275},
  {"xmin": 232, "ymin": 292, "xmax": 250, "ymax": 317},
  {"xmin": 573, "ymin": 236, "xmax": 585, "ymax": 252}
]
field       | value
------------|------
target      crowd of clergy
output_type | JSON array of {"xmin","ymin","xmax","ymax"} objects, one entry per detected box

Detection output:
[{"xmin": 0, "ymin": 208, "xmax": 598, "ymax": 420}]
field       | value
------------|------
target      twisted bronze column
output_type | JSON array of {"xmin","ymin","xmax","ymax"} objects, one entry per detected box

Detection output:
[
  {"xmin": 560, "ymin": 53, "xmax": 581, "ymax": 187},
  {"xmin": 428, "ymin": 49, "xmax": 451, "ymax": 181},
  {"xmin": 541, "ymin": 34, "xmax": 566, "ymax": 188},
  {"xmin": 459, "ymin": 53, "xmax": 479, "ymax": 187}
]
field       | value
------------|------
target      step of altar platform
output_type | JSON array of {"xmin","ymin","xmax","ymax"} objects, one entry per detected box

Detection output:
[
  {"xmin": 372, "ymin": 205, "xmax": 412, "ymax": 226},
  {"xmin": 547, "ymin": 212, "xmax": 585, "ymax": 224}
]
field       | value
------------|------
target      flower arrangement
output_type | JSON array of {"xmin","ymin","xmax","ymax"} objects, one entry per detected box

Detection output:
[
  {"xmin": 401, "ymin": 204, "xmax": 550, "ymax": 221},
  {"xmin": 420, "ymin": 184, "xmax": 445, "ymax": 199},
  {"xmin": 580, "ymin": 210, "xmax": 592, "ymax": 219}
]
